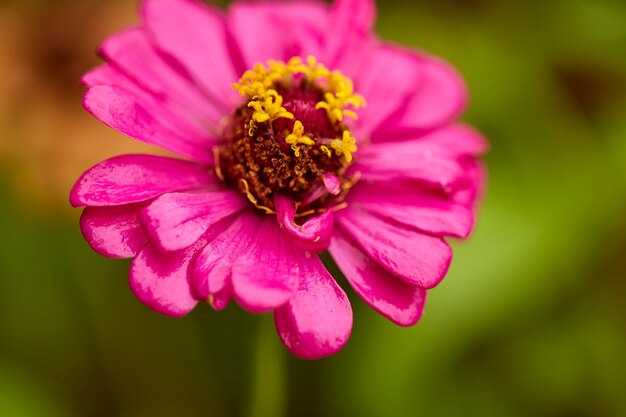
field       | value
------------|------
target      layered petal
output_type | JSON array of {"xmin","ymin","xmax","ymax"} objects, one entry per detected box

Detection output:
[
  {"xmin": 364, "ymin": 124, "xmax": 488, "ymax": 156},
  {"xmin": 80, "ymin": 202, "xmax": 148, "ymax": 258},
  {"xmin": 337, "ymin": 207, "xmax": 452, "ymax": 288},
  {"xmin": 275, "ymin": 194, "xmax": 334, "ymax": 252},
  {"xmin": 412, "ymin": 124, "xmax": 488, "ymax": 156},
  {"xmin": 351, "ymin": 148, "xmax": 467, "ymax": 192},
  {"xmin": 83, "ymin": 85, "xmax": 216, "ymax": 163},
  {"xmin": 300, "ymin": 174, "xmax": 341, "ymax": 207},
  {"xmin": 372, "ymin": 57, "xmax": 467, "ymax": 138},
  {"xmin": 83, "ymin": 63, "xmax": 210, "ymax": 138},
  {"xmin": 324, "ymin": 0, "xmax": 376, "ymax": 78},
  {"xmin": 140, "ymin": 188, "xmax": 247, "ymax": 251},
  {"xmin": 192, "ymin": 210, "xmax": 260, "ymax": 310},
  {"xmin": 328, "ymin": 0, "xmax": 376, "ymax": 48},
  {"xmin": 329, "ymin": 230, "xmax": 426, "ymax": 326},
  {"xmin": 231, "ymin": 218, "xmax": 300, "ymax": 313},
  {"xmin": 141, "ymin": 0, "xmax": 239, "ymax": 108},
  {"xmin": 83, "ymin": 63, "xmax": 208, "ymax": 136},
  {"xmin": 353, "ymin": 44, "xmax": 425, "ymax": 136},
  {"xmin": 353, "ymin": 124, "xmax": 487, "ymax": 193},
  {"xmin": 274, "ymin": 256, "xmax": 352, "ymax": 359},
  {"xmin": 348, "ymin": 183, "xmax": 474, "ymax": 238},
  {"xmin": 82, "ymin": 64, "xmax": 140, "ymax": 90},
  {"xmin": 454, "ymin": 159, "xmax": 487, "ymax": 209},
  {"xmin": 130, "ymin": 241, "xmax": 203, "ymax": 317},
  {"xmin": 70, "ymin": 154, "xmax": 212, "ymax": 207},
  {"xmin": 98, "ymin": 28, "xmax": 223, "ymax": 127},
  {"xmin": 228, "ymin": 1, "xmax": 329, "ymax": 69}
]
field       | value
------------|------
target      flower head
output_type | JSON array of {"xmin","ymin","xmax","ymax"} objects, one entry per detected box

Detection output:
[{"xmin": 71, "ymin": 0, "xmax": 487, "ymax": 359}]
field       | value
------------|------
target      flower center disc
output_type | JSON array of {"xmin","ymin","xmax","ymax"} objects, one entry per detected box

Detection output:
[{"xmin": 215, "ymin": 57, "xmax": 365, "ymax": 214}]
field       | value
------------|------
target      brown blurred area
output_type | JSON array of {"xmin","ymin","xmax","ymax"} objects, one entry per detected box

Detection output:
[{"xmin": 0, "ymin": 0, "xmax": 162, "ymax": 213}]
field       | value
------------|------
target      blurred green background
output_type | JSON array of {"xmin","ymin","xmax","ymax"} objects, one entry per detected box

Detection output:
[{"xmin": 1, "ymin": 0, "xmax": 625, "ymax": 416}]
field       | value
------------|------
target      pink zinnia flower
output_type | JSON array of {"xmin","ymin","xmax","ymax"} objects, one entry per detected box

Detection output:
[{"xmin": 70, "ymin": 0, "xmax": 487, "ymax": 359}]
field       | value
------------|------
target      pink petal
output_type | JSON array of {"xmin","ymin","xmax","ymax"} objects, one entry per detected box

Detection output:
[
  {"xmin": 82, "ymin": 64, "xmax": 129, "ymax": 88},
  {"xmin": 353, "ymin": 44, "xmax": 425, "ymax": 136},
  {"xmin": 192, "ymin": 210, "xmax": 261, "ymax": 310},
  {"xmin": 82, "ymin": 64, "xmax": 213, "ymax": 141},
  {"xmin": 130, "ymin": 241, "xmax": 203, "ymax": 318},
  {"xmin": 98, "ymin": 28, "xmax": 223, "ymax": 127},
  {"xmin": 82, "ymin": 64, "xmax": 211, "ymax": 138},
  {"xmin": 365, "ymin": 124, "xmax": 489, "ymax": 155},
  {"xmin": 454, "ymin": 159, "xmax": 487, "ymax": 209},
  {"xmin": 140, "ymin": 0, "xmax": 238, "ymax": 109},
  {"xmin": 348, "ymin": 183, "xmax": 474, "ymax": 238},
  {"xmin": 274, "ymin": 194, "xmax": 334, "ymax": 252},
  {"xmin": 274, "ymin": 256, "xmax": 352, "ymax": 359},
  {"xmin": 83, "ymin": 85, "xmax": 216, "ymax": 163},
  {"xmin": 337, "ymin": 207, "xmax": 452, "ymax": 289},
  {"xmin": 231, "ymin": 218, "xmax": 300, "ymax": 313},
  {"xmin": 372, "ymin": 57, "xmax": 468, "ymax": 138},
  {"xmin": 351, "ymin": 149, "xmax": 467, "ymax": 192},
  {"xmin": 140, "ymin": 188, "xmax": 247, "ymax": 252},
  {"xmin": 352, "ymin": 124, "xmax": 487, "ymax": 192},
  {"xmin": 70, "ymin": 154, "xmax": 213, "ymax": 207},
  {"xmin": 300, "ymin": 174, "xmax": 341, "ymax": 207},
  {"xmin": 274, "ymin": 255, "xmax": 352, "ymax": 359},
  {"xmin": 322, "ymin": 173, "xmax": 341, "ymax": 195},
  {"xmin": 324, "ymin": 0, "xmax": 376, "ymax": 77},
  {"xmin": 329, "ymin": 230, "xmax": 426, "ymax": 326},
  {"xmin": 330, "ymin": 0, "xmax": 376, "ymax": 41},
  {"xmin": 228, "ymin": 1, "xmax": 329, "ymax": 69},
  {"xmin": 83, "ymin": 65, "xmax": 166, "ymax": 108},
  {"xmin": 83, "ymin": 64, "xmax": 190, "ymax": 123},
  {"xmin": 80, "ymin": 202, "xmax": 149, "ymax": 258},
  {"xmin": 418, "ymin": 124, "xmax": 489, "ymax": 156}
]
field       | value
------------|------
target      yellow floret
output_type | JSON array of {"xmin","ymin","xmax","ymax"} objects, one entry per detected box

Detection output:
[
  {"xmin": 248, "ymin": 90, "xmax": 294, "ymax": 123},
  {"xmin": 316, "ymin": 71, "xmax": 366, "ymax": 124},
  {"xmin": 330, "ymin": 130, "xmax": 358, "ymax": 163},
  {"xmin": 232, "ymin": 63, "xmax": 275, "ymax": 98},
  {"xmin": 285, "ymin": 121, "xmax": 315, "ymax": 146},
  {"xmin": 285, "ymin": 120, "xmax": 315, "ymax": 157},
  {"xmin": 301, "ymin": 56, "xmax": 330, "ymax": 83},
  {"xmin": 232, "ymin": 57, "xmax": 364, "ymax": 157}
]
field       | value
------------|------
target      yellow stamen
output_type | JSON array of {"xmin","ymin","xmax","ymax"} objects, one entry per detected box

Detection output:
[
  {"xmin": 247, "ymin": 120, "xmax": 257, "ymax": 137},
  {"xmin": 286, "ymin": 121, "xmax": 314, "ymax": 145},
  {"xmin": 239, "ymin": 179, "xmax": 275, "ymax": 214},
  {"xmin": 331, "ymin": 201, "xmax": 349, "ymax": 212},
  {"xmin": 330, "ymin": 130, "xmax": 357, "ymax": 163},
  {"xmin": 232, "ymin": 57, "xmax": 362, "ymax": 165},
  {"xmin": 314, "ymin": 69, "xmax": 366, "ymax": 124},
  {"xmin": 301, "ymin": 56, "xmax": 330, "ymax": 83},
  {"xmin": 232, "ymin": 64, "xmax": 274, "ymax": 98},
  {"xmin": 213, "ymin": 146, "xmax": 224, "ymax": 181},
  {"xmin": 248, "ymin": 90, "xmax": 294, "ymax": 123},
  {"xmin": 268, "ymin": 57, "xmax": 304, "ymax": 81},
  {"xmin": 285, "ymin": 121, "xmax": 315, "ymax": 157}
]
